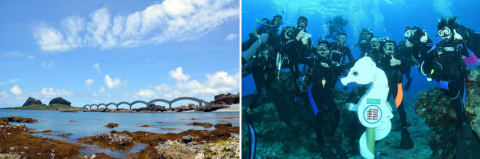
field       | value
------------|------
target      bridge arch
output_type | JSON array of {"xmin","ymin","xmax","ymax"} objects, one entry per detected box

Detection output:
[
  {"xmin": 170, "ymin": 97, "xmax": 208, "ymax": 107},
  {"xmin": 85, "ymin": 96, "xmax": 210, "ymax": 110}
]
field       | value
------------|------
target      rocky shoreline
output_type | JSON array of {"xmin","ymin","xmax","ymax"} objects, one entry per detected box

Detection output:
[{"xmin": 0, "ymin": 116, "xmax": 240, "ymax": 158}]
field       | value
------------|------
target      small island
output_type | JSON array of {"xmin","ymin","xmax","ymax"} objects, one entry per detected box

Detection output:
[{"xmin": 4, "ymin": 97, "xmax": 80, "ymax": 110}]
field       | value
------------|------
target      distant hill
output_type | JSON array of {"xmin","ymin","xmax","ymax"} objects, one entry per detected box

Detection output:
[
  {"xmin": 22, "ymin": 97, "xmax": 44, "ymax": 107},
  {"xmin": 11, "ymin": 97, "xmax": 79, "ymax": 110}
]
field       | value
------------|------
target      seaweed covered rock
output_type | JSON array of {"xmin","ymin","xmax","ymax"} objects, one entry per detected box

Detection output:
[
  {"xmin": 1, "ymin": 116, "xmax": 38, "ymax": 123},
  {"xmin": 214, "ymin": 93, "xmax": 240, "ymax": 105},
  {"xmin": 49, "ymin": 97, "xmax": 71, "ymax": 106},
  {"xmin": 138, "ymin": 104, "xmax": 166, "ymax": 111},
  {"xmin": 22, "ymin": 97, "xmax": 43, "ymax": 107},
  {"xmin": 194, "ymin": 104, "xmax": 229, "ymax": 112},
  {"xmin": 188, "ymin": 122, "xmax": 213, "ymax": 128},
  {"xmin": 415, "ymin": 67, "xmax": 480, "ymax": 158},
  {"xmin": 91, "ymin": 133, "xmax": 133, "ymax": 147},
  {"xmin": 104, "ymin": 123, "xmax": 119, "ymax": 128}
]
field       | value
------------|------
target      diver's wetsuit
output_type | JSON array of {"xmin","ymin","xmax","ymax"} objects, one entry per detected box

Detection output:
[
  {"xmin": 301, "ymin": 54, "xmax": 347, "ymax": 158},
  {"xmin": 242, "ymin": 33, "xmax": 294, "ymax": 159},
  {"xmin": 324, "ymin": 16, "xmax": 346, "ymax": 40},
  {"xmin": 453, "ymin": 23, "xmax": 480, "ymax": 58},
  {"xmin": 421, "ymin": 40, "xmax": 470, "ymax": 124},
  {"xmin": 406, "ymin": 26, "xmax": 434, "ymax": 65},
  {"xmin": 284, "ymin": 28, "xmax": 313, "ymax": 95},
  {"xmin": 358, "ymin": 36, "xmax": 373, "ymax": 58},
  {"xmin": 242, "ymin": 19, "xmax": 278, "ymax": 52},
  {"xmin": 375, "ymin": 48, "xmax": 409, "ymax": 129},
  {"xmin": 329, "ymin": 42, "xmax": 356, "ymax": 70},
  {"xmin": 398, "ymin": 41, "xmax": 414, "ymax": 91}
]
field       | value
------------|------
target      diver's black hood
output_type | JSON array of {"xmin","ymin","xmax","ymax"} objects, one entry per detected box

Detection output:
[{"xmin": 437, "ymin": 17, "xmax": 456, "ymax": 31}]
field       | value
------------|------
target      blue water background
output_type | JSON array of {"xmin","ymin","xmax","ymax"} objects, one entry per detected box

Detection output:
[
  {"xmin": 242, "ymin": 0, "xmax": 480, "ymax": 97},
  {"xmin": 0, "ymin": 109, "xmax": 239, "ymax": 157}
]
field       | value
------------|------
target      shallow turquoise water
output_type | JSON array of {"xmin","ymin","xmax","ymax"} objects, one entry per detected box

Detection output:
[{"xmin": 0, "ymin": 109, "xmax": 239, "ymax": 158}]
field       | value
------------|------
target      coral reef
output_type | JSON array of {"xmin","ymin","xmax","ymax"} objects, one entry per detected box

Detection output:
[{"xmin": 415, "ymin": 67, "xmax": 480, "ymax": 158}]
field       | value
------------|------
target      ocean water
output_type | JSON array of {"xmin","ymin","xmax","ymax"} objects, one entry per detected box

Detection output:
[
  {"xmin": 0, "ymin": 109, "xmax": 239, "ymax": 158},
  {"xmin": 242, "ymin": 0, "xmax": 480, "ymax": 96},
  {"xmin": 241, "ymin": 0, "xmax": 480, "ymax": 158}
]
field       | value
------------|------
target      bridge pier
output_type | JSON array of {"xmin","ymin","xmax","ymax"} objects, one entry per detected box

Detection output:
[
  {"xmin": 199, "ymin": 102, "xmax": 202, "ymax": 107},
  {"xmin": 116, "ymin": 106, "xmax": 119, "ymax": 110},
  {"xmin": 89, "ymin": 106, "xmax": 92, "ymax": 110},
  {"xmin": 169, "ymin": 103, "xmax": 172, "ymax": 108},
  {"xmin": 129, "ymin": 105, "xmax": 132, "ymax": 110},
  {"xmin": 96, "ymin": 106, "xmax": 99, "ymax": 110}
]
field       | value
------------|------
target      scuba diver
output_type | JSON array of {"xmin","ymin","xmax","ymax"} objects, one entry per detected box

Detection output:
[
  {"xmin": 301, "ymin": 40, "xmax": 348, "ymax": 159},
  {"xmin": 285, "ymin": 16, "xmax": 313, "ymax": 96},
  {"xmin": 398, "ymin": 41, "xmax": 414, "ymax": 91},
  {"xmin": 366, "ymin": 37, "xmax": 385, "ymax": 62},
  {"xmin": 324, "ymin": 15, "xmax": 348, "ymax": 40},
  {"xmin": 452, "ymin": 19, "xmax": 480, "ymax": 58},
  {"xmin": 241, "ymin": 14, "xmax": 283, "ymax": 53},
  {"xmin": 403, "ymin": 26, "xmax": 433, "ymax": 65},
  {"xmin": 356, "ymin": 28, "xmax": 375, "ymax": 57},
  {"xmin": 374, "ymin": 40, "xmax": 414, "ymax": 149},
  {"xmin": 329, "ymin": 32, "xmax": 355, "ymax": 66},
  {"xmin": 420, "ymin": 17, "xmax": 480, "ymax": 159},
  {"xmin": 243, "ymin": 26, "xmax": 297, "ymax": 159}
]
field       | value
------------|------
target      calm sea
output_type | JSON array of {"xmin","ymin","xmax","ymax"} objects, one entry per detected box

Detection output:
[{"xmin": 0, "ymin": 109, "xmax": 239, "ymax": 158}]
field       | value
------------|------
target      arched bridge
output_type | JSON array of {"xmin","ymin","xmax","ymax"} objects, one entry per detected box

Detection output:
[{"xmin": 83, "ymin": 97, "xmax": 209, "ymax": 110}]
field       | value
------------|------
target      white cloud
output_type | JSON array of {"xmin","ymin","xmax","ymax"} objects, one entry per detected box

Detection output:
[
  {"xmin": 98, "ymin": 86, "xmax": 106, "ymax": 93},
  {"xmin": 33, "ymin": 24, "xmax": 71, "ymax": 52},
  {"xmin": 136, "ymin": 89, "xmax": 156, "ymax": 98},
  {"xmin": 62, "ymin": 15, "xmax": 85, "ymax": 49},
  {"xmin": 0, "ymin": 90, "xmax": 12, "ymax": 101},
  {"xmin": 93, "ymin": 63, "xmax": 101, "ymax": 74},
  {"xmin": 10, "ymin": 85, "xmax": 23, "ymax": 95},
  {"xmin": 40, "ymin": 87, "xmax": 74, "ymax": 98},
  {"xmin": 85, "ymin": 79, "xmax": 94, "ymax": 87},
  {"xmin": 146, "ymin": 68, "xmax": 239, "ymax": 99},
  {"xmin": 104, "ymin": 75, "xmax": 123, "ymax": 89},
  {"xmin": 0, "ymin": 79, "xmax": 19, "ymax": 85},
  {"xmin": 225, "ymin": 33, "xmax": 238, "ymax": 41},
  {"xmin": 41, "ymin": 61, "xmax": 55, "ymax": 68},
  {"xmin": 169, "ymin": 67, "xmax": 190, "ymax": 81},
  {"xmin": 0, "ymin": 51, "xmax": 36, "ymax": 59},
  {"xmin": 32, "ymin": 0, "xmax": 238, "ymax": 51},
  {"xmin": 7, "ymin": 66, "xmax": 18, "ymax": 71}
]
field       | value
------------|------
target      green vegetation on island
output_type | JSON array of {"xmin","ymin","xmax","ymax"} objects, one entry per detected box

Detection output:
[{"xmin": 5, "ymin": 97, "xmax": 80, "ymax": 110}]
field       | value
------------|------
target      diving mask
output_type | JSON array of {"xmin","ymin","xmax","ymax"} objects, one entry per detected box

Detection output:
[
  {"xmin": 338, "ymin": 35, "xmax": 346, "ymax": 43},
  {"xmin": 383, "ymin": 42, "xmax": 395, "ymax": 55},
  {"xmin": 361, "ymin": 32, "xmax": 370, "ymax": 40},
  {"xmin": 285, "ymin": 28, "xmax": 294, "ymax": 39},
  {"xmin": 317, "ymin": 44, "xmax": 328, "ymax": 57},
  {"xmin": 438, "ymin": 27, "xmax": 451, "ymax": 37},
  {"xmin": 404, "ymin": 30, "xmax": 414, "ymax": 38}
]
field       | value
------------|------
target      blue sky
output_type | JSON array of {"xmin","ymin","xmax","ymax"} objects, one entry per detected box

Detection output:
[{"xmin": 0, "ymin": 0, "xmax": 240, "ymax": 108}]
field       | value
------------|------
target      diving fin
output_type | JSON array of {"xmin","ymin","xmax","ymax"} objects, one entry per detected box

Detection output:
[
  {"xmin": 319, "ymin": 144, "xmax": 337, "ymax": 159},
  {"xmin": 328, "ymin": 137, "xmax": 348, "ymax": 159},
  {"xmin": 248, "ymin": 124, "xmax": 256, "ymax": 159},
  {"xmin": 400, "ymin": 128, "xmax": 414, "ymax": 149},
  {"xmin": 456, "ymin": 124, "xmax": 480, "ymax": 159},
  {"xmin": 403, "ymin": 77, "xmax": 412, "ymax": 92}
]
